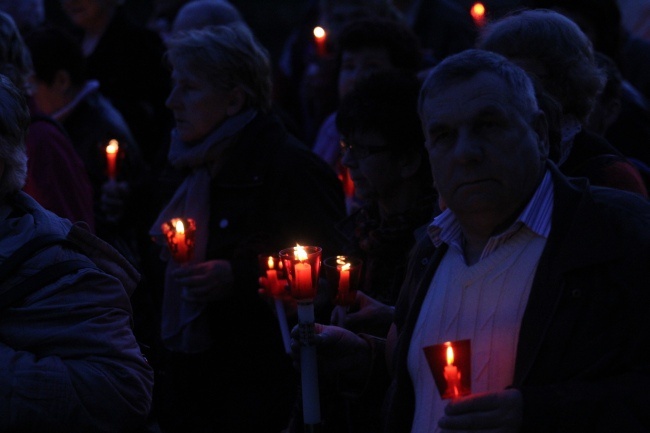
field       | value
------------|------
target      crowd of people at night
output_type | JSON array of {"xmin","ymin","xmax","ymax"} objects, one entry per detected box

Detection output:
[{"xmin": 0, "ymin": 0, "xmax": 649, "ymax": 432}]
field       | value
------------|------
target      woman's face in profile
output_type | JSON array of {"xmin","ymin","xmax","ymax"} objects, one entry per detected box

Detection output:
[{"xmin": 165, "ymin": 64, "xmax": 235, "ymax": 143}]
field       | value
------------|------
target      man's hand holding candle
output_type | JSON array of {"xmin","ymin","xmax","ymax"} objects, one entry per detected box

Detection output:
[
  {"xmin": 290, "ymin": 322, "xmax": 372, "ymax": 386},
  {"xmin": 438, "ymin": 388, "xmax": 523, "ymax": 433},
  {"xmin": 330, "ymin": 290, "xmax": 395, "ymax": 335}
]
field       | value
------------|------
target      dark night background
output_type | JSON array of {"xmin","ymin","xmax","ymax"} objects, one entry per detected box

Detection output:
[{"xmin": 43, "ymin": 0, "xmax": 525, "ymax": 68}]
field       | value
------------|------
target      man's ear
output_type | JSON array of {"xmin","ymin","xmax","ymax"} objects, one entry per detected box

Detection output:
[
  {"xmin": 226, "ymin": 86, "xmax": 246, "ymax": 116},
  {"xmin": 532, "ymin": 110, "xmax": 550, "ymax": 161}
]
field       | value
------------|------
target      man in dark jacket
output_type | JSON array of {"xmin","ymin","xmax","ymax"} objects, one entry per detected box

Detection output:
[{"xmin": 300, "ymin": 49, "xmax": 650, "ymax": 432}]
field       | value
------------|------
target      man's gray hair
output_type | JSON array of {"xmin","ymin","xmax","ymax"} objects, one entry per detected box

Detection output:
[
  {"xmin": 419, "ymin": 48, "xmax": 539, "ymax": 120},
  {"xmin": 0, "ymin": 73, "xmax": 29, "ymax": 200}
]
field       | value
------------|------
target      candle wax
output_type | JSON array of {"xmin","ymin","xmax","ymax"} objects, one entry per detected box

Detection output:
[
  {"xmin": 338, "ymin": 266, "xmax": 349, "ymax": 294},
  {"xmin": 444, "ymin": 365, "xmax": 461, "ymax": 397},
  {"xmin": 266, "ymin": 269, "xmax": 279, "ymax": 296},
  {"xmin": 105, "ymin": 140, "xmax": 119, "ymax": 180},
  {"xmin": 294, "ymin": 262, "xmax": 312, "ymax": 298},
  {"xmin": 173, "ymin": 231, "xmax": 188, "ymax": 262}
]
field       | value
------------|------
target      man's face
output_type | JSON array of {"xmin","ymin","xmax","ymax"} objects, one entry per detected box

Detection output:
[{"xmin": 421, "ymin": 71, "xmax": 547, "ymax": 224}]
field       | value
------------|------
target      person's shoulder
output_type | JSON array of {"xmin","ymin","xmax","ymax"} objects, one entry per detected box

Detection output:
[
  {"xmin": 28, "ymin": 114, "xmax": 67, "ymax": 140},
  {"xmin": 589, "ymin": 184, "xmax": 650, "ymax": 220},
  {"xmin": 80, "ymin": 92, "xmax": 136, "ymax": 138},
  {"xmin": 573, "ymin": 129, "xmax": 623, "ymax": 158}
]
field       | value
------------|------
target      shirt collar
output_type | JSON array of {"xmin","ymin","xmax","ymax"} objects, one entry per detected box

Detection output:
[{"xmin": 428, "ymin": 170, "xmax": 554, "ymax": 251}]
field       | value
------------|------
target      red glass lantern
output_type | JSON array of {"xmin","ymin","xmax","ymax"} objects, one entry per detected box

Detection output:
[
  {"xmin": 323, "ymin": 255, "xmax": 363, "ymax": 306},
  {"xmin": 161, "ymin": 217, "xmax": 196, "ymax": 263},
  {"xmin": 279, "ymin": 245, "xmax": 322, "ymax": 301}
]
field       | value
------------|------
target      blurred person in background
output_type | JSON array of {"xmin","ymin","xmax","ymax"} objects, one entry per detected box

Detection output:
[
  {"xmin": 0, "ymin": 70, "xmax": 153, "ymax": 433},
  {"xmin": 59, "ymin": 0, "xmax": 172, "ymax": 168},
  {"xmin": 0, "ymin": 11, "xmax": 94, "ymax": 229}
]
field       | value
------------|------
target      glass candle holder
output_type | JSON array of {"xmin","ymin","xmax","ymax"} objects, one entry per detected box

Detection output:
[
  {"xmin": 323, "ymin": 255, "xmax": 363, "ymax": 306},
  {"xmin": 423, "ymin": 339, "xmax": 472, "ymax": 400},
  {"xmin": 279, "ymin": 245, "xmax": 322, "ymax": 301},
  {"xmin": 161, "ymin": 217, "xmax": 196, "ymax": 263},
  {"xmin": 257, "ymin": 253, "xmax": 288, "ymax": 298}
]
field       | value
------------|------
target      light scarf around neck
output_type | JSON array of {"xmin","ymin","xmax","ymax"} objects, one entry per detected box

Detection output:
[{"xmin": 150, "ymin": 108, "xmax": 257, "ymax": 353}]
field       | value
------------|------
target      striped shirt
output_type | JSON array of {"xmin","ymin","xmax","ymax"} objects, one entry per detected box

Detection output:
[{"xmin": 427, "ymin": 170, "xmax": 553, "ymax": 261}]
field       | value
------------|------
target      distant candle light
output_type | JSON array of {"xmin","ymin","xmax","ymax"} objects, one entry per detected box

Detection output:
[
  {"xmin": 313, "ymin": 26, "xmax": 326, "ymax": 39},
  {"xmin": 471, "ymin": 2, "xmax": 487, "ymax": 26},
  {"xmin": 105, "ymin": 139, "xmax": 119, "ymax": 180},
  {"xmin": 313, "ymin": 26, "xmax": 327, "ymax": 57}
]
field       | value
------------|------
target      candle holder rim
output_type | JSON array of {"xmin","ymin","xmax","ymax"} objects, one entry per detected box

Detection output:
[
  {"xmin": 322, "ymin": 255, "xmax": 363, "ymax": 268},
  {"xmin": 278, "ymin": 245, "xmax": 322, "ymax": 257}
]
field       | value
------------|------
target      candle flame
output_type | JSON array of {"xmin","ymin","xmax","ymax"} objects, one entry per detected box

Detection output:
[
  {"xmin": 313, "ymin": 26, "xmax": 326, "ymax": 40},
  {"xmin": 471, "ymin": 2, "xmax": 485, "ymax": 20},
  {"xmin": 174, "ymin": 219, "xmax": 185, "ymax": 234},
  {"xmin": 106, "ymin": 139, "xmax": 119, "ymax": 154},
  {"xmin": 446, "ymin": 345, "xmax": 455, "ymax": 366},
  {"xmin": 267, "ymin": 256, "xmax": 275, "ymax": 269},
  {"xmin": 294, "ymin": 244, "xmax": 308, "ymax": 261},
  {"xmin": 340, "ymin": 263, "xmax": 351, "ymax": 272}
]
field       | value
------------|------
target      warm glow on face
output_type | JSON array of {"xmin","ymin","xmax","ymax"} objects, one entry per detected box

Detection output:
[
  {"xmin": 175, "ymin": 219, "xmax": 185, "ymax": 234},
  {"xmin": 295, "ymin": 244, "xmax": 308, "ymax": 261},
  {"xmin": 446, "ymin": 345, "xmax": 454, "ymax": 366},
  {"xmin": 268, "ymin": 256, "xmax": 275, "ymax": 269},
  {"xmin": 313, "ymin": 26, "xmax": 326, "ymax": 40},
  {"xmin": 106, "ymin": 139, "xmax": 119, "ymax": 154},
  {"xmin": 471, "ymin": 2, "xmax": 485, "ymax": 20}
]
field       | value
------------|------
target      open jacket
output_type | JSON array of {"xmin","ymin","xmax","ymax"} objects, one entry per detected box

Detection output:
[{"xmin": 383, "ymin": 163, "xmax": 650, "ymax": 432}]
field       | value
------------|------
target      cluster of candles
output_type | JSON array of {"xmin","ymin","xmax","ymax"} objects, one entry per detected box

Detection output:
[
  {"xmin": 158, "ymin": 219, "xmax": 472, "ymax": 420},
  {"xmin": 157, "ymin": 232, "xmax": 363, "ymax": 428}
]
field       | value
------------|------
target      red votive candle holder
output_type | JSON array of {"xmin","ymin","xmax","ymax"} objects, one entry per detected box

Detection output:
[
  {"xmin": 161, "ymin": 217, "xmax": 196, "ymax": 263},
  {"xmin": 258, "ymin": 253, "xmax": 288, "ymax": 298},
  {"xmin": 279, "ymin": 245, "xmax": 322, "ymax": 301},
  {"xmin": 323, "ymin": 255, "xmax": 362, "ymax": 306}
]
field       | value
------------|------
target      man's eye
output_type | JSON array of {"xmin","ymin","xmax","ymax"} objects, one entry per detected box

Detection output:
[
  {"xmin": 477, "ymin": 119, "xmax": 502, "ymax": 131},
  {"xmin": 429, "ymin": 129, "xmax": 452, "ymax": 146}
]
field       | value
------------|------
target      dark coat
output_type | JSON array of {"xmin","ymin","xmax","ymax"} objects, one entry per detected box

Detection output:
[
  {"xmin": 561, "ymin": 129, "xmax": 648, "ymax": 196},
  {"xmin": 384, "ymin": 163, "xmax": 650, "ymax": 432},
  {"xmin": 153, "ymin": 111, "xmax": 346, "ymax": 433}
]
